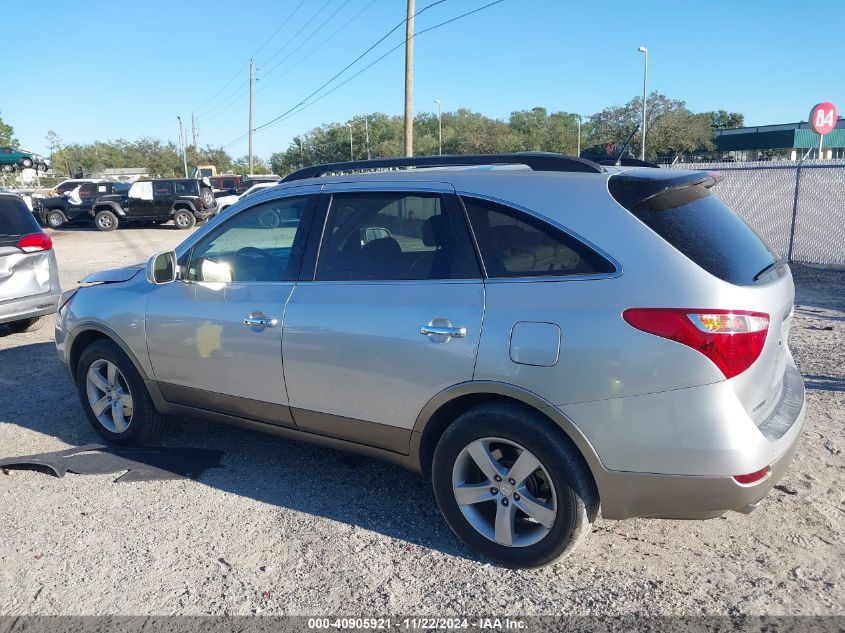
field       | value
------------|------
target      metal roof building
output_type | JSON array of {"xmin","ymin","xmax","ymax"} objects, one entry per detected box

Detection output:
[{"xmin": 714, "ymin": 119, "xmax": 845, "ymax": 160}]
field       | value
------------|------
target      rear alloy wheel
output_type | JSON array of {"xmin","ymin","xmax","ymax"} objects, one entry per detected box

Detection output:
[
  {"xmin": 20, "ymin": 157, "xmax": 33, "ymax": 168},
  {"xmin": 5, "ymin": 317, "xmax": 43, "ymax": 333},
  {"xmin": 432, "ymin": 402, "xmax": 598, "ymax": 568},
  {"xmin": 76, "ymin": 339, "xmax": 167, "ymax": 445},
  {"xmin": 173, "ymin": 209, "xmax": 196, "ymax": 230},
  {"xmin": 95, "ymin": 209, "xmax": 118, "ymax": 231},
  {"xmin": 47, "ymin": 211, "xmax": 65, "ymax": 228}
]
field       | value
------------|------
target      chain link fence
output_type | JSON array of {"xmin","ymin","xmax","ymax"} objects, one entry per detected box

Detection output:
[{"xmin": 666, "ymin": 159, "xmax": 845, "ymax": 267}]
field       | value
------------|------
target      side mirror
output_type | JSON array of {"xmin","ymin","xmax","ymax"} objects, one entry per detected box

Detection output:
[{"xmin": 146, "ymin": 251, "xmax": 177, "ymax": 285}]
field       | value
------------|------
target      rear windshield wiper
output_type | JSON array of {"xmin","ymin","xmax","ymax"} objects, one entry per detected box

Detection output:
[{"xmin": 753, "ymin": 256, "xmax": 789, "ymax": 281}]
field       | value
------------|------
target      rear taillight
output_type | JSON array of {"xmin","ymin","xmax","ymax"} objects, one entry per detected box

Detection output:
[
  {"xmin": 623, "ymin": 308, "xmax": 770, "ymax": 379},
  {"xmin": 18, "ymin": 232, "xmax": 53, "ymax": 253}
]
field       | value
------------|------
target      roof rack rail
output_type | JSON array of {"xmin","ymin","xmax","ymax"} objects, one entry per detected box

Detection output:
[
  {"xmin": 280, "ymin": 152, "xmax": 605, "ymax": 182},
  {"xmin": 593, "ymin": 157, "xmax": 660, "ymax": 169}
]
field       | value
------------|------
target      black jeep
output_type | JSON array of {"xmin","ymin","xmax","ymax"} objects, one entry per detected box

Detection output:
[
  {"xmin": 39, "ymin": 181, "xmax": 130, "ymax": 228},
  {"xmin": 90, "ymin": 179, "xmax": 216, "ymax": 231}
]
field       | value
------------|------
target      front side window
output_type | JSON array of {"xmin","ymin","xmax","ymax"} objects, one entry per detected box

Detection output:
[
  {"xmin": 186, "ymin": 195, "xmax": 312, "ymax": 283},
  {"xmin": 78, "ymin": 183, "xmax": 97, "ymax": 197},
  {"xmin": 462, "ymin": 196, "xmax": 615, "ymax": 278},
  {"xmin": 154, "ymin": 181, "xmax": 169, "ymax": 195},
  {"xmin": 315, "ymin": 192, "xmax": 478, "ymax": 281}
]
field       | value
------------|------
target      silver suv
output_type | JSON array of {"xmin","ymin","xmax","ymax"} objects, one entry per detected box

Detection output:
[
  {"xmin": 0, "ymin": 191, "xmax": 60, "ymax": 332},
  {"xmin": 55, "ymin": 154, "xmax": 805, "ymax": 567}
]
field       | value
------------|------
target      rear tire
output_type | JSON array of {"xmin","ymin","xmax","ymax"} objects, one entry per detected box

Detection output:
[
  {"xmin": 173, "ymin": 209, "xmax": 196, "ymax": 230},
  {"xmin": 76, "ymin": 339, "xmax": 167, "ymax": 446},
  {"xmin": 5, "ymin": 317, "xmax": 43, "ymax": 333},
  {"xmin": 46, "ymin": 211, "xmax": 65, "ymax": 228},
  {"xmin": 20, "ymin": 158, "xmax": 33, "ymax": 168},
  {"xmin": 94, "ymin": 209, "xmax": 118, "ymax": 231},
  {"xmin": 432, "ymin": 402, "xmax": 598, "ymax": 568}
]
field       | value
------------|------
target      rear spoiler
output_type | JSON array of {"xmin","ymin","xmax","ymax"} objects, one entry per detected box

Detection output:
[{"xmin": 609, "ymin": 170, "xmax": 724, "ymax": 209}]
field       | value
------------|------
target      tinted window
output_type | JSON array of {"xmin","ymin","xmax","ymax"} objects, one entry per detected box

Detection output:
[
  {"xmin": 187, "ymin": 195, "xmax": 312, "ymax": 283},
  {"xmin": 78, "ymin": 183, "xmax": 97, "ymax": 197},
  {"xmin": 316, "ymin": 192, "xmax": 479, "ymax": 281},
  {"xmin": 0, "ymin": 196, "xmax": 41, "ymax": 240},
  {"xmin": 154, "ymin": 181, "xmax": 169, "ymax": 195},
  {"xmin": 619, "ymin": 183, "xmax": 779, "ymax": 285},
  {"xmin": 173, "ymin": 181, "xmax": 198, "ymax": 196},
  {"xmin": 462, "ymin": 197, "xmax": 615, "ymax": 278},
  {"xmin": 222, "ymin": 178, "xmax": 237, "ymax": 189}
]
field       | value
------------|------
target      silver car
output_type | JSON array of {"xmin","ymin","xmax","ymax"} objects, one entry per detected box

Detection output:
[
  {"xmin": 0, "ymin": 191, "xmax": 60, "ymax": 332},
  {"xmin": 55, "ymin": 154, "xmax": 805, "ymax": 567}
]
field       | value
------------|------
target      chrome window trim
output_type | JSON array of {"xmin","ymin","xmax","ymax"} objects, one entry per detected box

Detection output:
[{"xmin": 455, "ymin": 190, "xmax": 623, "ymax": 282}]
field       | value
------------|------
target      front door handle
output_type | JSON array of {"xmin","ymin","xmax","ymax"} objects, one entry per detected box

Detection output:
[{"xmin": 243, "ymin": 313, "xmax": 279, "ymax": 329}]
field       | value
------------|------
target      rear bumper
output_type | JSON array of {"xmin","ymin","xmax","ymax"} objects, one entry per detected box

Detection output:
[
  {"xmin": 0, "ymin": 290, "xmax": 60, "ymax": 325},
  {"xmin": 562, "ymin": 363, "xmax": 806, "ymax": 520}
]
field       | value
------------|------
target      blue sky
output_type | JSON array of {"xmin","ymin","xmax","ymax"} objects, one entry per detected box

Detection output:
[{"xmin": 3, "ymin": 0, "xmax": 844, "ymax": 159}]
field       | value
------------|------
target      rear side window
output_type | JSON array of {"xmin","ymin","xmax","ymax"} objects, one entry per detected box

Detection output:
[
  {"xmin": 0, "ymin": 196, "xmax": 40, "ymax": 241},
  {"xmin": 174, "ymin": 181, "xmax": 197, "ymax": 195},
  {"xmin": 462, "ymin": 197, "xmax": 615, "ymax": 278},
  {"xmin": 316, "ymin": 192, "xmax": 480, "ymax": 281},
  {"xmin": 614, "ymin": 181, "xmax": 779, "ymax": 286}
]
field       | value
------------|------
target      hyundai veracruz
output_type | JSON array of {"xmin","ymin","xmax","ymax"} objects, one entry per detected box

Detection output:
[{"xmin": 54, "ymin": 154, "xmax": 805, "ymax": 567}]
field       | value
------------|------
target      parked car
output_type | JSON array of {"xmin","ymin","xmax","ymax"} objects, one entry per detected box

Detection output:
[
  {"xmin": 90, "ymin": 178, "xmax": 216, "ymax": 231},
  {"xmin": 207, "ymin": 174, "xmax": 242, "ymax": 193},
  {"xmin": 55, "ymin": 153, "xmax": 805, "ymax": 567},
  {"xmin": 40, "ymin": 181, "xmax": 130, "ymax": 228},
  {"xmin": 0, "ymin": 191, "xmax": 60, "ymax": 332},
  {"xmin": 237, "ymin": 174, "xmax": 281, "ymax": 193},
  {"xmin": 215, "ymin": 181, "xmax": 277, "ymax": 213},
  {"xmin": 49, "ymin": 179, "xmax": 105, "ymax": 196},
  {"xmin": 0, "ymin": 147, "xmax": 49, "ymax": 172}
]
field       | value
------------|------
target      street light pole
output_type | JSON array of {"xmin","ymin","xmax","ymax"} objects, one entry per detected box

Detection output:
[
  {"xmin": 637, "ymin": 46, "xmax": 648, "ymax": 161},
  {"xmin": 365, "ymin": 117, "xmax": 371, "ymax": 159},
  {"xmin": 575, "ymin": 114, "xmax": 581, "ymax": 157},
  {"xmin": 347, "ymin": 123, "xmax": 354, "ymax": 161},
  {"xmin": 434, "ymin": 99, "xmax": 442, "ymax": 155}
]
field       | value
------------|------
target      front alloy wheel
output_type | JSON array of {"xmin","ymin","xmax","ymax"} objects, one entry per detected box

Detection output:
[{"xmin": 85, "ymin": 359, "xmax": 134, "ymax": 433}]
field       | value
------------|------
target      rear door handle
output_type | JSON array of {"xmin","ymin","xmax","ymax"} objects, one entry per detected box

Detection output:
[{"xmin": 244, "ymin": 314, "xmax": 279, "ymax": 329}]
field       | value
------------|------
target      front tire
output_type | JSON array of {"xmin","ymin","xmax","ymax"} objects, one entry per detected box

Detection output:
[
  {"xmin": 76, "ymin": 339, "xmax": 167, "ymax": 446},
  {"xmin": 5, "ymin": 317, "xmax": 43, "ymax": 333},
  {"xmin": 432, "ymin": 402, "xmax": 598, "ymax": 568},
  {"xmin": 94, "ymin": 209, "xmax": 118, "ymax": 231},
  {"xmin": 46, "ymin": 211, "xmax": 65, "ymax": 228},
  {"xmin": 20, "ymin": 158, "xmax": 33, "ymax": 168},
  {"xmin": 173, "ymin": 209, "xmax": 196, "ymax": 230}
]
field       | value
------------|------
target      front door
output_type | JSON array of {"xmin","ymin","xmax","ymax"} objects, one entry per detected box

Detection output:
[
  {"xmin": 146, "ymin": 192, "xmax": 318, "ymax": 427},
  {"xmin": 282, "ymin": 184, "xmax": 485, "ymax": 453}
]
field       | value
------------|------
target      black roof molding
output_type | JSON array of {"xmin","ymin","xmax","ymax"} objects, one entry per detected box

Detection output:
[{"xmin": 280, "ymin": 152, "xmax": 605, "ymax": 182}]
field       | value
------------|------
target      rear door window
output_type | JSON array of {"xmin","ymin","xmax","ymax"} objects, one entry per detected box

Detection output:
[
  {"xmin": 0, "ymin": 196, "xmax": 41, "ymax": 244},
  {"xmin": 461, "ymin": 196, "xmax": 615, "ymax": 278},
  {"xmin": 612, "ymin": 179, "xmax": 779, "ymax": 285},
  {"xmin": 314, "ymin": 192, "xmax": 480, "ymax": 281}
]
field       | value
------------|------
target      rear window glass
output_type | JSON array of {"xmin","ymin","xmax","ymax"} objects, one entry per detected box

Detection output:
[
  {"xmin": 0, "ymin": 196, "xmax": 40, "ymax": 239},
  {"xmin": 614, "ymin": 181, "xmax": 779, "ymax": 286}
]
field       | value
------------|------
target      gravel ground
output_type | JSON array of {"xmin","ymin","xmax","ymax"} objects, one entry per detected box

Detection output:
[{"xmin": 0, "ymin": 226, "xmax": 843, "ymax": 616}]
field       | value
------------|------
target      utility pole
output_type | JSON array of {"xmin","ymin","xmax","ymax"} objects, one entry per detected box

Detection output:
[
  {"xmin": 575, "ymin": 114, "xmax": 581, "ymax": 156},
  {"xmin": 347, "ymin": 123, "xmax": 354, "ymax": 161},
  {"xmin": 434, "ymin": 99, "xmax": 442, "ymax": 155},
  {"xmin": 299, "ymin": 137, "xmax": 304, "ymax": 168},
  {"xmin": 365, "ymin": 117, "xmax": 371, "ymax": 159},
  {"xmin": 191, "ymin": 112, "xmax": 197, "ymax": 148},
  {"xmin": 177, "ymin": 116, "xmax": 188, "ymax": 178},
  {"xmin": 248, "ymin": 59, "xmax": 255, "ymax": 174},
  {"xmin": 638, "ymin": 46, "xmax": 648, "ymax": 161},
  {"xmin": 403, "ymin": 0, "xmax": 415, "ymax": 157}
]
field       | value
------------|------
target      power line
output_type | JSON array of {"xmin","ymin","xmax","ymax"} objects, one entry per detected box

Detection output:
[
  {"xmin": 194, "ymin": 0, "xmax": 307, "ymax": 114},
  {"xmin": 220, "ymin": 0, "xmax": 504, "ymax": 151},
  {"xmin": 257, "ymin": 0, "xmax": 378, "ymax": 94},
  {"xmin": 259, "ymin": 0, "xmax": 335, "ymax": 69}
]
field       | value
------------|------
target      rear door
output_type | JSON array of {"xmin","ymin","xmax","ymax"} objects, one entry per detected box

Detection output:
[
  {"xmin": 282, "ymin": 182, "xmax": 485, "ymax": 453},
  {"xmin": 152, "ymin": 180, "xmax": 173, "ymax": 218},
  {"xmin": 0, "ymin": 196, "xmax": 51, "ymax": 301}
]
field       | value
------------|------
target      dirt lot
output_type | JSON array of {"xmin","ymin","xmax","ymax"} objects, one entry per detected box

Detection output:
[{"xmin": 0, "ymin": 226, "xmax": 843, "ymax": 616}]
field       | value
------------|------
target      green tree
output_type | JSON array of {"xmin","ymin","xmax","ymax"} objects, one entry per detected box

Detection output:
[
  {"xmin": 0, "ymin": 111, "xmax": 19, "ymax": 147},
  {"xmin": 709, "ymin": 110, "xmax": 745, "ymax": 129}
]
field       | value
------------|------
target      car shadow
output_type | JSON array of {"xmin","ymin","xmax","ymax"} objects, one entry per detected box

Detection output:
[{"xmin": 0, "ymin": 341, "xmax": 474, "ymax": 561}]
